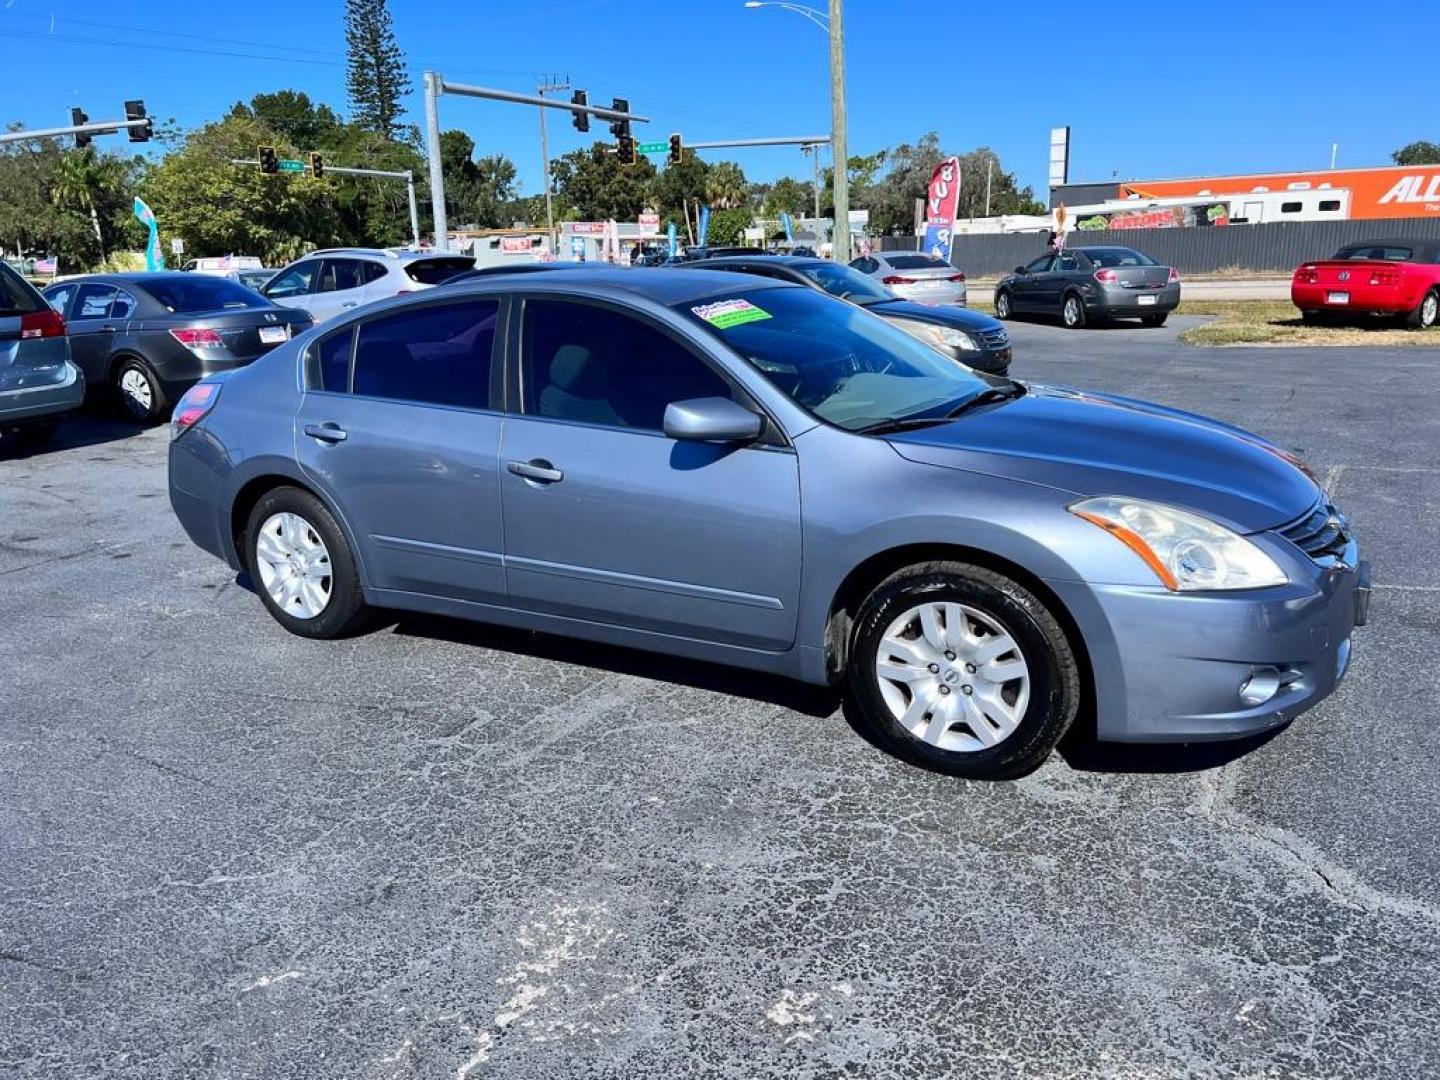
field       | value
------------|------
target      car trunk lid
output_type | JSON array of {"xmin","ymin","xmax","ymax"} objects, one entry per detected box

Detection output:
[
  {"xmin": 0, "ymin": 307, "xmax": 72, "ymax": 393},
  {"xmin": 148, "ymin": 308, "xmax": 312, "ymax": 360}
]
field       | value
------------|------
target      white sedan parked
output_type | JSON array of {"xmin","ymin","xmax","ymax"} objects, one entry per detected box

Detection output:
[{"xmin": 849, "ymin": 252, "xmax": 967, "ymax": 306}]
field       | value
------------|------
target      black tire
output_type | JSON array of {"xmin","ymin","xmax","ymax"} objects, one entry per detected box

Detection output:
[
  {"xmin": 1060, "ymin": 292, "xmax": 1087, "ymax": 329},
  {"xmin": 243, "ymin": 486, "xmax": 373, "ymax": 639},
  {"xmin": 846, "ymin": 561, "xmax": 1081, "ymax": 780},
  {"xmin": 112, "ymin": 357, "xmax": 166, "ymax": 423},
  {"xmin": 1141, "ymin": 313, "xmax": 1168, "ymax": 327},
  {"xmin": 994, "ymin": 289, "xmax": 1013, "ymax": 320},
  {"xmin": 1405, "ymin": 289, "xmax": 1439, "ymax": 330}
]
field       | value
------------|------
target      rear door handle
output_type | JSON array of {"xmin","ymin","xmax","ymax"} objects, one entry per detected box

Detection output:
[
  {"xmin": 304, "ymin": 422, "xmax": 348, "ymax": 443},
  {"xmin": 507, "ymin": 459, "xmax": 564, "ymax": 484}
]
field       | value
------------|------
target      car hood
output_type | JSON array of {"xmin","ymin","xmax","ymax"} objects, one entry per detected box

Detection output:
[
  {"xmin": 886, "ymin": 384, "xmax": 1320, "ymax": 532},
  {"xmin": 866, "ymin": 298, "xmax": 1002, "ymax": 332}
]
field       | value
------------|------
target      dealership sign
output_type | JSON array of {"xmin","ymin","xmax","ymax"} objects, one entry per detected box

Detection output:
[
  {"xmin": 499, "ymin": 236, "xmax": 532, "ymax": 253},
  {"xmin": 571, "ymin": 222, "xmax": 607, "ymax": 235},
  {"xmin": 922, "ymin": 157, "xmax": 961, "ymax": 262},
  {"xmin": 638, "ymin": 212, "xmax": 661, "ymax": 236}
]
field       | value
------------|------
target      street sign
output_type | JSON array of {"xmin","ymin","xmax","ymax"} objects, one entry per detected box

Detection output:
[
  {"xmin": 279, "ymin": 159, "xmax": 306, "ymax": 173},
  {"xmin": 170, "ymin": 237, "xmax": 184, "ymax": 255},
  {"xmin": 636, "ymin": 141, "xmax": 667, "ymax": 155}
]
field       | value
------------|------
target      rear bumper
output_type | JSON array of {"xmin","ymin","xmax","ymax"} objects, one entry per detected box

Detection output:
[
  {"xmin": 1047, "ymin": 542, "xmax": 1365, "ymax": 743},
  {"xmin": 894, "ymin": 283, "xmax": 967, "ymax": 307},
  {"xmin": 1291, "ymin": 283, "xmax": 1418, "ymax": 314},
  {"xmin": 0, "ymin": 361, "xmax": 85, "ymax": 425},
  {"xmin": 156, "ymin": 352, "xmax": 262, "ymax": 400},
  {"xmin": 1089, "ymin": 283, "xmax": 1181, "ymax": 316}
]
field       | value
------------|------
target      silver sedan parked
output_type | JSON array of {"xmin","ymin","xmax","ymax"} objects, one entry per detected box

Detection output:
[{"xmin": 849, "ymin": 251, "xmax": 967, "ymax": 306}]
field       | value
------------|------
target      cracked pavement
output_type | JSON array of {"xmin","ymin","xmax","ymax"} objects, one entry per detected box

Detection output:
[{"xmin": 2, "ymin": 316, "xmax": 1438, "ymax": 1078}]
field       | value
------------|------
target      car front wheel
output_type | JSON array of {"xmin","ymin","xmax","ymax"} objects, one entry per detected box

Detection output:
[
  {"xmin": 244, "ymin": 486, "xmax": 373, "ymax": 639},
  {"xmin": 1406, "ymin": 289, "xmax": 1439, "ymax": 330},
  {"xmin": 847, "ymin": 561, "xmax": 1081, "ymax": 779},
  {"xmin": 995, "ymin": 290, "xmax": 1013, "ymax": 320}
]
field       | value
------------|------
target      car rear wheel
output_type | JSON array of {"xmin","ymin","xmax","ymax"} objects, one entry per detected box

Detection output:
[
  {"xmin": 244, "ymin": 486, "xmax": 372, "ymax": 639},
  {"xmin": 1061, "ymin": 293, "xmax": 1086, "ymax": 329},
  {"xmin": 1406, "ymin": 289, "xmax": 1439, "ymax": 330},
  {"xmin": 846, "ymin": 561, "xmax": 1081, "ymax": 780},
  {"xmin": 113, "ymin": 358, "xmax": 165, "ymax": 423},
  {"xmin": 994, "ymin": 290, "xmax": 1013, "ymax": 320},
  {"xmin": 1141, "ymin": 313, "xmax": 1168, "ymax": 327}
]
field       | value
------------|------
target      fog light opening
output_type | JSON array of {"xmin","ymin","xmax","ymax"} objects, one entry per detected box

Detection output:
[{"xmin": 1239, "ymin": 666, "xmax": 1282, "ymax": 708}]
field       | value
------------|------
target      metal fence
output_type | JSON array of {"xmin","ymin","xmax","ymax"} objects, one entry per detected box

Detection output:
[{"xmin": 879, "ymin": 217, "xmax": 1440, "ymax": 278}]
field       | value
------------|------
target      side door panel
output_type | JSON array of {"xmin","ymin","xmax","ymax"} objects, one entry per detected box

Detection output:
[{"xmin": 65, "ymin": 284, "xmax": 120, "ymax": 385}]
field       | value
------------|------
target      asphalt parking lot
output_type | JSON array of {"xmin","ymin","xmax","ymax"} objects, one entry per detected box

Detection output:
[{"xmin": 3, "ymin": 315, "xmax": 1439, "ymax": 1079}]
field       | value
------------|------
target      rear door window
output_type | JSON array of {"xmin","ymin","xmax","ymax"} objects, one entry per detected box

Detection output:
[
  {"xmin": 351, "ymin": 299, "xmax": 500, "ymax": 409},
  {"xmin": 73, "ymin": 284, "xmax": 118, "ymax": 320},
  {"xmin": 1055, "ymin": 254, "xmax": 1080, "ymax": 273},
  {"xmin": 311, "ymin": 327, "xmax": 356, "ymax": 393},
  {"xmin": 404, "ymin": 257, "xmax": 477, "ymax": 285},
  {"xmin": 111, "ymin": 289, "xmax": 139, "ymax": 320},
  {"xmin": 359, "ymin": 261, "xmax": 389, "ymax": 285},
  {"xmin": 318, "ymin": 259, "xmax": 365, "ymax": 293}
]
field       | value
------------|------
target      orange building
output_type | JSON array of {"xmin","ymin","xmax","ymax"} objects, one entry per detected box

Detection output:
[{"xmin": 1119, "ymin": 164, "xmax": 1440, "ymax": 221}]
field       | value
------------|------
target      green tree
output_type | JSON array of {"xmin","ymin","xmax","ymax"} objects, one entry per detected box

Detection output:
[
  {"xmin": 551, "ymin": 143, "xmax": 657, "ymax": 220},
  {"xmin": 345, "ymin": 0, "xmax": 410, "ymax": 139},
  {"xmin": 762, "ymin": 176, "xmax": 813, "ymax": 218},
  {"xmin": 51, "ymin": 148, "xmax": 121, "ymax": 262},
  {"xmin": 649, "ymin": 149, "xmax": 708, "ymax": 230},
  {"xmin": 706, "ymin": 207, "xmax": 753, "ymax": 246},
  {"xmin": 231, "ymin": 90, "xmax": 343, "ymax": 151},
  {"xmin": 704, "ymin": 161, "xmax": 749, "ymax": 209},
  {"xmin": 1393, "ymin": 141, "xmax": 1440, "ymax": 166},
  {"xmin": 862, "ymin": 134, "xmax": 1044, "ymax": 235},
  {"xmin": 435, "ymin": 131, "xmax": 519, "ymax": 229}
]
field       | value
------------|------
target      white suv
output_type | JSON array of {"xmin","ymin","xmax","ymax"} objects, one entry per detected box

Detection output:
[{"xmin": 261, "ymin": 248, "xmax": 476, "ymax": 324}]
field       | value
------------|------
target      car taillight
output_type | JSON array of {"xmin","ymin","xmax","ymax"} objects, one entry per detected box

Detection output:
[
  {"xmin": 948, "ymin": 273, "xmax": 966, "ymax": 282},
  {"xmin": 882, "ymin": 275, "xmax": 916, "ymax": 285},
  {"xmin": 1295, "ymin": 265, "xmax": 1319, "ymax": 284},
  {"xmin": 169, "ymin": 327, "xmax": 226, "ymax": 349},
  {"xmin": 170, "ymin": 382, "xmax": 221, "ymax": 440},
  {"xmin": 19, "ymin": 309, "xmax": 65, "ymax": 339},
  {"xmin": 1094, "ymin": 268, "xmax": 1118, "ymax": 283},
  {"xmin": 1167, "ymin": 267, "xmax": 1180, "ymax": 284},
  {"xmin": 1370, "ymin": 268, "xmax": 1402, "ymax": 286}
]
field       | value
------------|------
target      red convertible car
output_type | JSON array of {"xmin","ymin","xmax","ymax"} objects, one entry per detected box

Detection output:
[{"xmin": 1292, "ymin": 238, "xmax": 1440, "ymax": 329}]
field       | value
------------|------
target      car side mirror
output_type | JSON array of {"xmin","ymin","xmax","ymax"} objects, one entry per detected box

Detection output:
[
  {"xmin": 1014, "ymin": 266, "xmax": 1027, "ymax": 274},
  {"xmin": 663, "ymin": 397, "xmax": 763, "ymax": 443}
]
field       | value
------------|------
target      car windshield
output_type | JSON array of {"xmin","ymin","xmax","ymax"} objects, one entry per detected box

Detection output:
[
  {"xmin": 1334, "ymin": 245, "xmax": 1413, "ymax": 261},
  {"xmin": 884, "ymin": 254, "xmax": 950, "ymax": 270},
  {"xmin": 1084, "ymin": 248, "xmax": 1156, "ymax": 268},
  {"xmin": 143, "ymin": 277, "xmax": 266, "ymax": 312},
  {"xmin": 796, "ymin": 261, "xmax": 894, "ymax": 305},
  {"xmin": 675, "ymin": 287, "xmax": 991, "ymax": 432}
]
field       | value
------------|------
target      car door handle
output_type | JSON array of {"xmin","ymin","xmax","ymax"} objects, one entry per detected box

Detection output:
[
  {"xmin": 304, "ymin": 422, "xmax": 348, "ymax": 443},
  {"xmin": 507, "ymin": 459, "xmax": 564, "ymax": 484},
  {"xmin": 100, "ymin": 324, "xmax": 118, "ymax": 332},
  {"xmin": 341, "ymin": 301, "xmax": 357, "ymax": 308}
]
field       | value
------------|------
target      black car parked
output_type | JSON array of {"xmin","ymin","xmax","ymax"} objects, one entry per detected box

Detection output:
[
  {"xmin": 681, "ymin": 255, "xmax": 1012, "ymax": 375},
  {"xmin": 994, "ymin": 246, "xmax": 1181, "ymax": 329},
  {"xmin": 43, "ymin": 273, "xmax": 312, "ymax": 421}
]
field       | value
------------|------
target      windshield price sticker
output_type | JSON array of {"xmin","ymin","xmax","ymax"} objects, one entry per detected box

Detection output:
[{"xmin": 693, "ymin": 299, "xmax": 772, "ymax": 329}]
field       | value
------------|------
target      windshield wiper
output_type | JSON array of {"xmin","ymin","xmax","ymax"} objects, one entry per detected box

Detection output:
[
  {"xmin": 943, "ymin": 383, "xmax": 1026, "ymax": 419},
  {"xmin": 853, "ymin": 415, "xmax": 953, "ymax": 436}
]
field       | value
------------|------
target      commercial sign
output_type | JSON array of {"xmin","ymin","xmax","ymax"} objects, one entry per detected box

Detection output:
[
  {"xmin": 570, "ymin": 221, "xmax": 606, "ymax": 235},
  {"xmin": 638, "ymin": 212, "xmax": 660, "ymax": 235},
  {"xmin": 499, "ymin": 236, "xmax": 532, "ymax": 254},
  {"xmin": 1121, "ymin": 165, "xmax": 1440, "ymax": 220},
  {"xmin": 922, "ymin": 157, "xmax": 961, "ymax": 263}
]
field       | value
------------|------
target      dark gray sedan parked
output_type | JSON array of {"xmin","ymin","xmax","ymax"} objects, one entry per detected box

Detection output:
[
  {"xmin": 995, "ymin": 246, "xmax": 1181, "ymax": 328},
  {"xmin": 682, "ymin": 255, "xmax": 1012, "ymax": 375},
  {"xmin": 44, "ymin": 273, "xmax": 312, "ymax": 421}
]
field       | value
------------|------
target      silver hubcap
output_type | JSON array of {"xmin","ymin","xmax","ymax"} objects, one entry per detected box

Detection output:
[
  {"xmin": 1064, "ymin": 298, "xmax": 1080, "ymax": 326},
  {"xmin": 120, "ymin": 368, "xmax": 152, "ymax": 415},
  {"xmin": 255, "ymin": 512, "xmax": 333, "ymax": 620},
  {"xmin": 997, "ymin": 294, "xmax": 1009, "ymax": 317},
  {"xmin": 1424, "ymin": 295, "xmax": 1438, "ymax": 326},
  {"xmin": 874, "ymin": 601, "xmax": 1031, "ymax": 753}
]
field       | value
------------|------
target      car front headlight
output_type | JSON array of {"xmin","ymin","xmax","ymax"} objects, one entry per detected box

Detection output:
[
  {"xmin": 1069, "ymin": 496, "xmax": 1287, "ymax": 591},
  {"xmin": 894, "ymin": 320, "xmax": 978, "ymax": 352}
]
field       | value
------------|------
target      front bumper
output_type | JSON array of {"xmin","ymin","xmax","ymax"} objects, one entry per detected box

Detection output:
[{"xmin": 1047, "ymin": 539, "xmax": 1366, "ymax": 743}]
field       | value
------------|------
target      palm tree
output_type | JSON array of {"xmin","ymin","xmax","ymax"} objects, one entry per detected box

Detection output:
[
  {"xmin": 51, "ymin": 148, "xmax": 113, "ymax": 264},
  {"xmin": 704, "ymin": 161, "xmax": 749, "ymax": 210}
]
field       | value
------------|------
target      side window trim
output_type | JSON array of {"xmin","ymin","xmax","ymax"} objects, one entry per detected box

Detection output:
[{"xmin": 512, "ymin": 293, "xmax": 789, "ymax": 447}]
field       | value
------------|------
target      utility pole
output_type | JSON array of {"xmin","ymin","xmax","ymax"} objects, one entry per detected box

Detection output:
[
  {"xmin": 828, "ymin": 0, "xmax": 850, "ymax": 261},
  {"xmin": 537, "ymin": 76, "xmax": 569, "ymax": 252},
  {"xmin": 984, "ymin": 153, "xmax": 994, "ymax": 218},
  {"xmin": 424, "ymin": 71, "xmax": 447, "ymax": 249}
]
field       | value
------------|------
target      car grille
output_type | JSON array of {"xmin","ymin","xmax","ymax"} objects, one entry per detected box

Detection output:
[
  {"xmin": 1279, "ymin": 500, "xmax": 1351, "ymax": 561},
  {"xmin": 977, "ymin": 327, "xmax": 1010, "ymax": 349}
]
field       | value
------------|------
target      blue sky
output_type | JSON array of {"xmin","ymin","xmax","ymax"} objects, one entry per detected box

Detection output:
[{"xmin": 1, "ymin": 0, "xmax": 1433, "ymax": 200}]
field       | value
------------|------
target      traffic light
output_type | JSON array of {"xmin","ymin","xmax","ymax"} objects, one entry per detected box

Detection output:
[
  {"xmin": 668, "ymin": 133, "xmax": 683, "ymax": 166},
  {"xmin": 124, "ymin": 99, "xmax": 152, "ymax": 143},
  {"xmin": 617, "ymin": 135, "xmax": 637, "ymax": 166},
  {"xmin": 71, "ymin": 108, "xmax": 91, "ymax": 149},
  {"xmin": 258, "ymin": 145, "xmax": 279, "ymax": 175},
  {"xmin": 608, "ymin": 98, "xmax": 630, "ymax": 141},
  {"xmin": 571, "ymin": 90, "xmax": 589, "ymax": 133},
  {"xmin": 310, "ymin": 152, "xmax": 325, "ymax": 178}
]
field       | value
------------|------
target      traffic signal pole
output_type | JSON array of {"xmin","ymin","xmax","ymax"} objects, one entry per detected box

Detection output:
[
  {"xmin": 422, "ymin": 70, "xmax": 649, "ymax": 251},
  {"xmin": 0, "ymin": 116, "xmax": 151, "ymax": 145},
  {"xmin": 230, "ymin": 159, "xmax": 422, "ymax": 247}
]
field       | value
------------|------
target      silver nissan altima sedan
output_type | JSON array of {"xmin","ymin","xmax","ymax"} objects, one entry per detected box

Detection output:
[{"xmin": 168, "ymin": 268, "xmax": 1369, "ymax": 779}]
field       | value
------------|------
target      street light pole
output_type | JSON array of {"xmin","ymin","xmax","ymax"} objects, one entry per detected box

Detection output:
[
  {"xmin": 828, "ymin": 0, "xmax": 849, "ymax": 261},
  {"xmin": 537, "ymin": 77, "xmax": 569, "ymax": 253},
  {"xmin": 423, "ymin": 71, "xmax": 447, "ymax": 250}
]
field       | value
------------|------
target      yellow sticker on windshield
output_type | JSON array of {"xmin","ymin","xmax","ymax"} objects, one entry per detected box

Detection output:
[{"xmin": 692, "ymin": 298, "xmax": 772, "ymax": 329}]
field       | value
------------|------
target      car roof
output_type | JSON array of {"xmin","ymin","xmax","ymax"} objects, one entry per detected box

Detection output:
[
  {"xmin": 44, "ymin": 272, "xmax": 216, "ymax": 287},
  {"xmin": 443, "ymin": 266, "xmax": 795, "ymax": 305},
  {"xmin": 299, "ymin": 247, "xmax": 467, "ymax": 262},
  {"xmin": 686, "ymin": 255, "xmax": 826, "ymax": 270}
]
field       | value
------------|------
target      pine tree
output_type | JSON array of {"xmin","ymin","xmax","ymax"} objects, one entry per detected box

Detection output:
[{"xmin": 344, "ymin": 0, "xmax": 411, "ymax": 139}]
